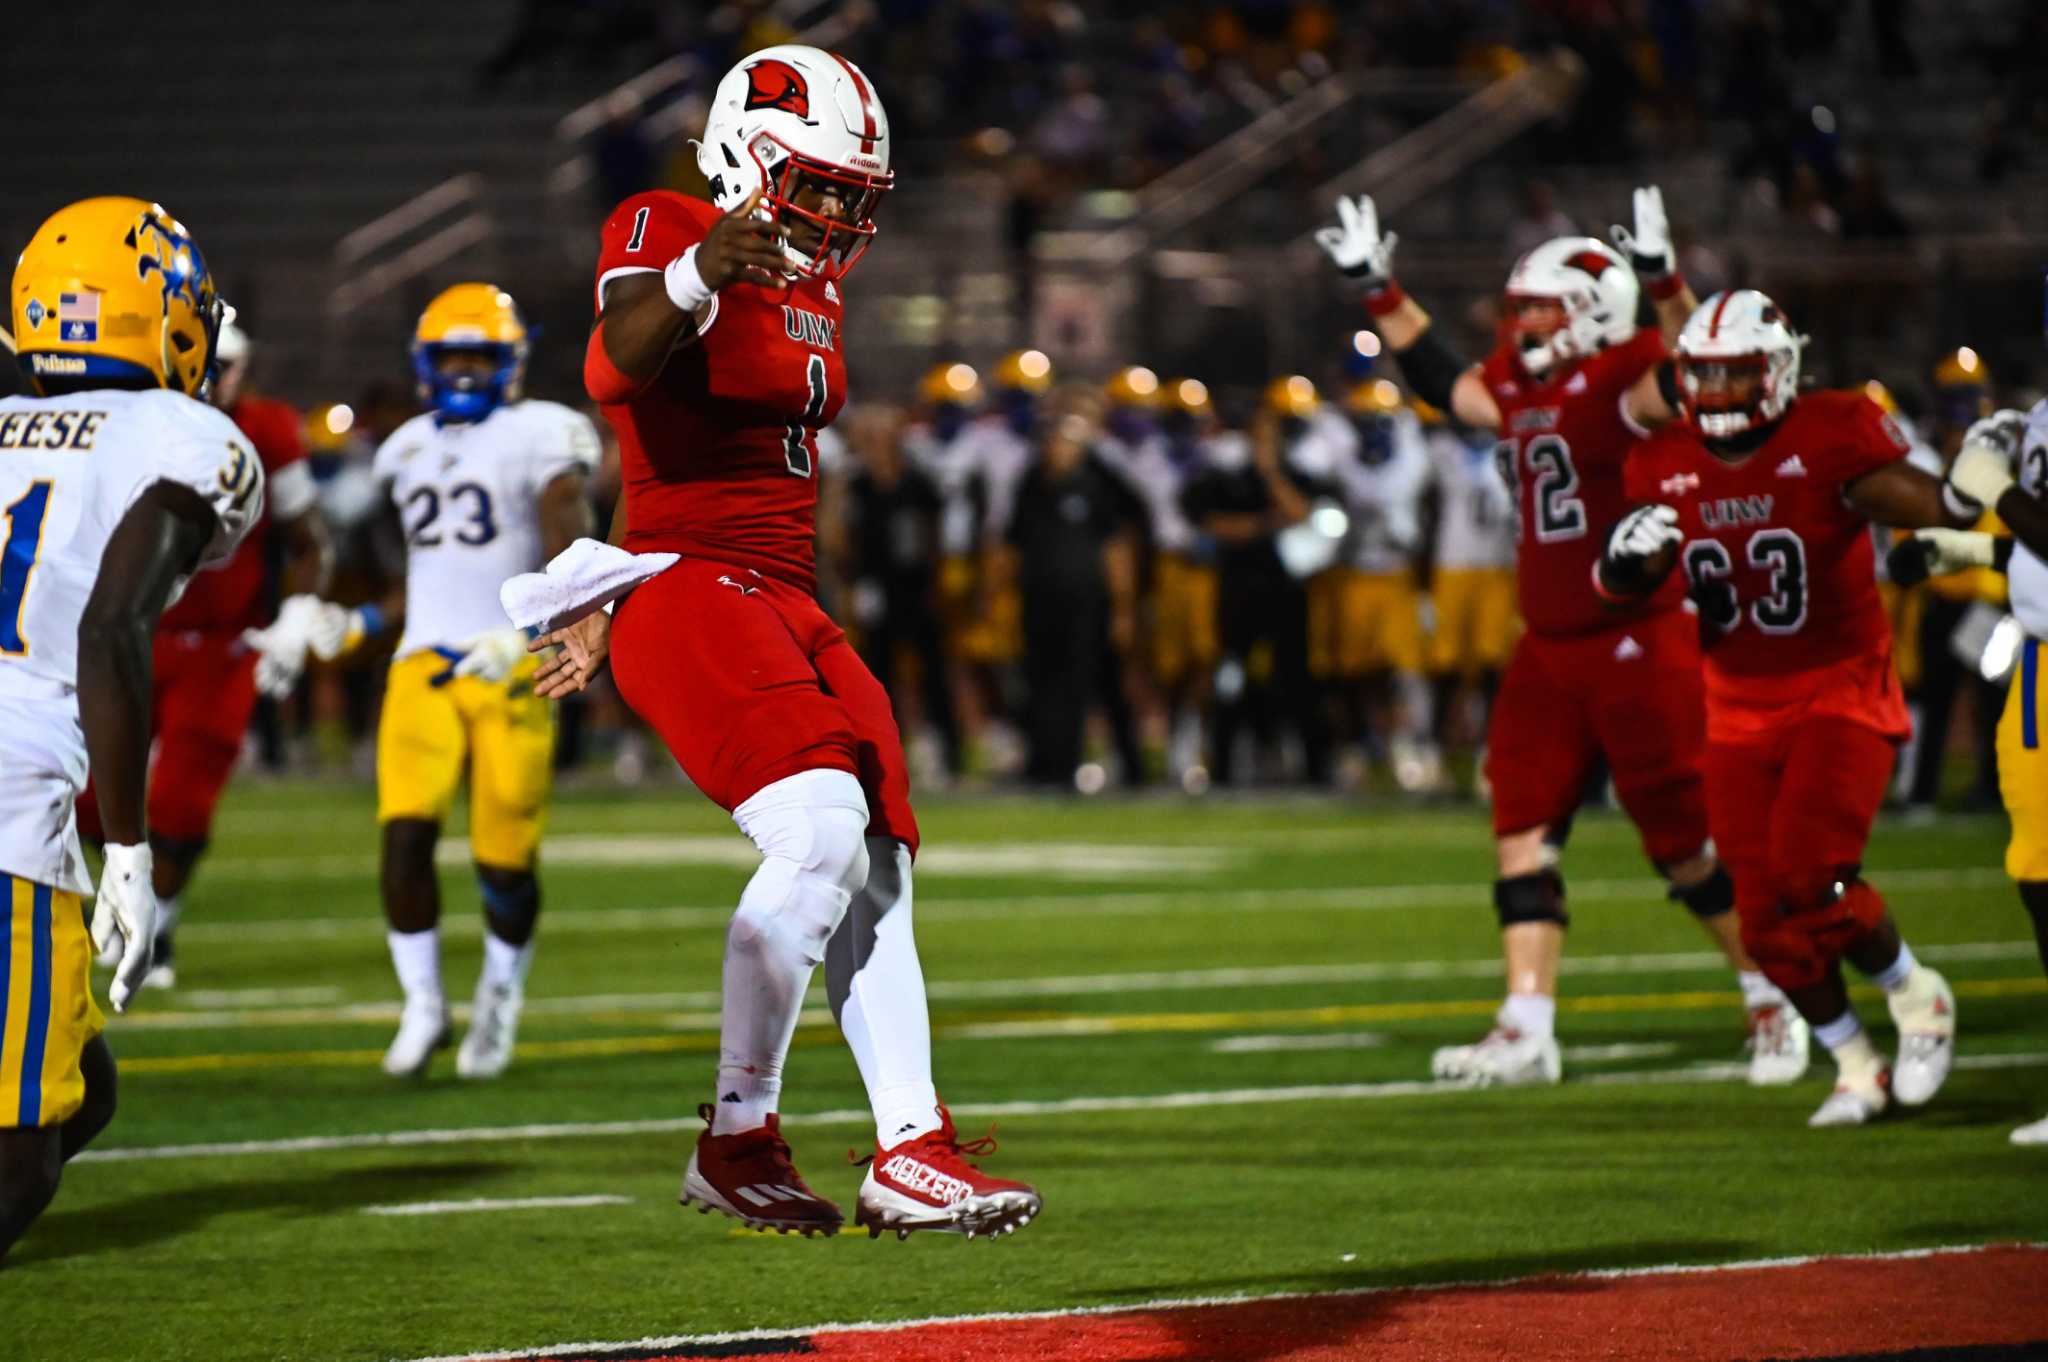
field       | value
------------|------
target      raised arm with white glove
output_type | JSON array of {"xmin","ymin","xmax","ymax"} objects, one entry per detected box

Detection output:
[{"xmin": 1313, "ymin": 194, "xmax": 1399, "ymax": 294}]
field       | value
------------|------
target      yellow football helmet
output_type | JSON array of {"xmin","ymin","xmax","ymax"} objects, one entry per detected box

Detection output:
[
  {"xmin": 1104, "ymin": 365, "xmax": 1162, "ymax": 408},
  {"xmin": 412, "ymin": 283, "xmax": 529, "ymax": 420},
  {"xmin": 11, "ymin": 196, "xmax": 224, "ymax": 397},
  {"xmin": 1342, "ymin": 378, "xmax": 1403, "ymax": 416},
  {"xmin": 303, "ymin": 402, "xmax": 357, "ymax": 455},
  {"xmin": 918, "ymin": 361, "xmax": 982, "ymax": 408},
  {"xmin": 991, "ymin": 348, "xmax": 1053, "ymax": 393},
  {"xmin": 1932, "ymin": 347, "xmax": 1990, "ymax": 391},
  {"xmin": 1862, "ymin": 379, "xmax": 1899, "ymax": 416},
  {"xmin": 1409, "ymin": 395, "xmax": 1445, "ymax": 426},
  {"xmin": 1263, "ymin": 374, "xmax": 1319, "ymax": 420},
  {"xmin": 1164, "ymin": 377, "xmax": 1212, "ymax": 418}
]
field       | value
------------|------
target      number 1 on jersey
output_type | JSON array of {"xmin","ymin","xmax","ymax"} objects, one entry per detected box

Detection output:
[
  {"xmin": 1, "ymin": 481, "xmax": 53, "ymax": 656},
  {"xmin": 783, "ymin": 353, "xmax": 828, "ymax": 479}
]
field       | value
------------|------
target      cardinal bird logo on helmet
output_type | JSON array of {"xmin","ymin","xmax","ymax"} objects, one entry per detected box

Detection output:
[
  {"xmin": 1563, "ymin": 249, "xmax": 1617, "ymax": 280},
  {"xmin": 743, "ymin": 59, "xmax": 811, "ymax": 118}
]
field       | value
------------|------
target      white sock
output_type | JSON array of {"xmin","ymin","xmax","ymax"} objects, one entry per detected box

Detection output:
[
  {"xmin": 387, "ymin": 928, "xmax": 442, "ymax": 1009},
  {"xmin": 1812, "ymin": 1009, "xmax": 1865, "ymax": 1052},
  {"xmin": 713, "ymin": 770, "xmax": 870, "ymax": 1136},
  {"xmin": 481, "ymin": 933, "xmax": 533, "ymax": 992},
  {"xmin": 828, "ymin": 838, "xmax": 941, "ymax": 1147},
  {"xmin": 1869, "ymin": 942, "xmax": 1919, "ymax": 992},
  {"xmin": 1499, "ymin": 990, "xmax": 1556, "ymax": 1040},
  {"xmin": 156, "ymin": 893, "xmax": 183, "ymax": 939},
  {"xmin": 1829, "ymin": 1030, "xmax": 1884, "ymax": 1081},
  {"xmin": 1736, "ymin": 969, "xmax": 1784, "ymax": 1011}
]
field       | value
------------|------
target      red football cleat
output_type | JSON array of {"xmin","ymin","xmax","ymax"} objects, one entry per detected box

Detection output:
[
  {"xmin": 679, "ymin": 1104, "xmax": 843, "ymax": 1236},
  {"xmin": 854, "ymin": 1105, "xmax": 1042, "ymax": 1240}
]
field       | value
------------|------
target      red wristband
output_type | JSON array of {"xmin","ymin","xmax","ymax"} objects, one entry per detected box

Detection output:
[
  {"xmin": 1364, "ymin": 279, "xmax": 1408, "ymax": 317},
  {"xmin": 1647, "ymin": 272, "xmax": 1686, "ymax": 302}
]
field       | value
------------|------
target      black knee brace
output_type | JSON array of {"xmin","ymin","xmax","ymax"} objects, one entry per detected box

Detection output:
[
  {"xmin": 1669, "ymin": 865, "xmax": 1735, "ymax": 919},
  {"xmin": 1495, "ymin": 870, "xmax": 1568, "ymax": 929}
]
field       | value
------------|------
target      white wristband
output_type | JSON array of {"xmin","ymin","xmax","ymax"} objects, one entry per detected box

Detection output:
[
  {"xmin": 1941, "ymin": 482, "xmax": 1984, "ymax": 523},
  {"xmin": 663, "ymin": 247, "xmax": 713, "ymax": 313}
]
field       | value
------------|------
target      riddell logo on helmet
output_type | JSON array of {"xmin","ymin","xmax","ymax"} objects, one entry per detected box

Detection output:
[{"xmin": 743, "ymin": 59, "xmax": 810, "ymax": 119}]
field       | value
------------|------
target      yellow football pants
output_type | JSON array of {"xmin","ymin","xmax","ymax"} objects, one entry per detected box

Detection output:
[
  {"xmin": 1308, "ymin": 569, "xmax": 1426, "ymax": 680},
  {"xmin": 0, "ymin": 876, "xmax": 100, "ymax": 1129},
  {"xmin": 1999, "ymin": 635, "xmax": 2048, "ymax": 882},
  {"xmin": 1427, "ymin": 567, "xmax": 1519, "ymax": 678},
  {"xmin": 377, "ymin": 650, "xmax": 555, "ymax": 869}
]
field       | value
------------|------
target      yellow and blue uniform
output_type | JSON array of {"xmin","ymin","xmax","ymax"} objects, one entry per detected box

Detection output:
[
  {"xmin": 1998, "ymin": 400, "xmax": 2048, "ymax": 881},
  {"xmin": 1, "ymin": 878, "xmax": 100, "ymax": 1128}
]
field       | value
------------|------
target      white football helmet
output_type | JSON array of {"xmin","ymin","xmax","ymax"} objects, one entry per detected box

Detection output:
[
  {"xmin": 1676, "ymin": 290, "xmax": 1804, "ymax": 439},
  {"xmin": 694, "ymin": 44, "xmax": 893, "ymax": 280},
  {"xmin": 1503, "ymin": 236, "xmax": 1640, "ymax": 378},
  {"xmin": 211, "ymin": 317, "xmax": 251, "ymax": 408}
]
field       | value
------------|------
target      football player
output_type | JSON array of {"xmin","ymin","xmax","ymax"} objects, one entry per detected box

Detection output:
[
  {"xmin": 546, "ymin": 45, "xmax": 1040, "ymax": 1239},
  {"xmin": 1318, "ymin": 188, "xmax": 1805, "ymax": 1086},
  {"xmin": 1610, "ymin": 291, "xmax": 1982, "ymax": 1126},
  {"xmin": 1888, "ymin": 351, "xmax": 2048, "ymax": 1142},
  {"xmin": 291, "ymin": 284, "xmax": 600, "ymax": 1080},
  {"xmin": 83, "ymin": 318, "xmax": 329, "ymax": 990},
  {"xmin": 1, "ymin": 198, "xmax": 263, "ymax": 1259}
]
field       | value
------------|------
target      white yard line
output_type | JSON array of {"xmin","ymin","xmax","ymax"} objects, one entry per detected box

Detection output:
[
  {"xmin": 384, "ymin": 1240, "xmax": 2043, "ymax": 1362},
  {"xmin": 1210, "ymin": 1032, "xmax": 1391, "ymax": 1053},
  {"xmin": 115, "ymin": 938, "xmax": 2042, "ymax": 1032},
  {"xmin": 173, "ymin": 866, "xmax": 2014, "ymax": 946},
  {"xmin": 361, "ymin": 1195, "xmax": 629, "ymax": 1218},
  {"xmin": 73, "ymin": 1050, "xmax": 2048, "ymax": 1166}
]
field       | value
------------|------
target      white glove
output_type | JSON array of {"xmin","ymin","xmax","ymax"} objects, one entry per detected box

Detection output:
[
  {"xmin": 1891, "ymin": 528, "xmax": 1997, "ymax": 586},
  {"xmin": 1607, "ymin": 504, "xmax": 1682, "ymax": 562},
  {"xmin": 239, "ymin": 593, "xmax": 324, "ymax": 699},
  {"xmin": 1949, "ymin": 440, "xmax": 2016, "ymax": 510},
  {"xmin": 90, "ymin": 843, "xmax": 159, "ymax": 1014},
  {"xmin": 1963, "ymin": 409, "xmax": 2029, "ymax": 460},
  {"xmin": 1313, "ymin": 195, "xmax": 1398, "ymax": 289},
  {"xmin": 450, "ymin": 629, "xmax": 530, "ymax": 684},
  {"xmin": 1610, "ymin": 185, "xmax": 1674, "ymax": 277},
  {"xmin": 304, "ymin": 600, "xmax": 365, "ymax": 661}
]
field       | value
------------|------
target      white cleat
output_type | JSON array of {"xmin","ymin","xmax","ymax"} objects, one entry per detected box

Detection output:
[
  {"xmin": 1431, "ymin": 1027, "xmax": 1561, "ymax": 1087},
  {"xmin": 1745, "ymin": 1004, "xmax": 1811, "ymax": 1086},
  {"xmin": 1887, "ymin": 967, "xmax": 1956, "ymax": 1107},
  {"xmin": 1808, "ymin": 1065, "xmax": 1891, "ymax": 1128},
  {"xmin": 382, "ymin": 1000, "xmax": 451, "ymax": 1078},
  {"xmin": 456, "ymin": 981, "xmax": 523, "ymax": 1080},
  {"xmin": 2012, "ymin": 1113, "xmax": 2048, "ymax": 1146}
]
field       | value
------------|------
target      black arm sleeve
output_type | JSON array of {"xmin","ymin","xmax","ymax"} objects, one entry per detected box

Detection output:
[
  {"xmin": 1391, "ymin": 328, "xmax": 1468, "ymax": 412},
  {"xmin": 1655, "ymin": 359, "xmax": 1682, "ymax": 411}
]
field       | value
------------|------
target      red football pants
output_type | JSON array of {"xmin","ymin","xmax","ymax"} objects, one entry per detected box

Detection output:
[
  {"xmin": 611, "ymin": 559, "xmax": 919, "ymax": 854},
  {"xmin": 1706, "ymin": 715, "xmax": 1896, "ymax": 993},
  {"xmin": 79, "ymin": 629, "xmax": 260, "ymax": 847},
  {"xmin": 1485, "ymin": 607, "xmax": 1710, "ymax": 868}
]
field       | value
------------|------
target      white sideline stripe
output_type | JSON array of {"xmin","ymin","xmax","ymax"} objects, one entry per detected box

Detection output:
[
  {"xmin": 362, "ymin": 1195, "xmax": 629, "ymax": 1218},
  {"xmin": 168, "ymin": 986, "xmax": 346, "ymax": 1009},
  {"xmin": 74, "ymin": 1050, "xmax": 2048, "ymax": 1166},
  {"xmin": 1210, "ymin": 1032, "xmax": 1390, "ymax": 1053},
  {"xmin": 110, "ymin": 938, "xmax": 2044, "ymax": 1033},
  {"xmin": 1559, "ymin": 1042, "xmax": 1680, "ymax": 1062},
  {"xmin": 386, "ymin": 1240, "xmax": 2044, "ymax": 1362},
  {"xmin": 172, "ymin": 866, "xmax": 2014, "ymax": 947}
]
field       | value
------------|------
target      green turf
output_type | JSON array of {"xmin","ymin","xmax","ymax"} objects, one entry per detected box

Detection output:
[{"xmin": 5, "ymin": 781, "xmax": 2044, "ymax": 1361}]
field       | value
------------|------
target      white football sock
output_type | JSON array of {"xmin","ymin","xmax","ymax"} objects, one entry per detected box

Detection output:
[
  {"xmin": 1500, "ymin": 990, "xmax": 1556, "ymax": 1040},
  {"xmin": 1736, "ymin": 969, "xmax": 1784, "ymax": 1011},
  {"xmin": 481, "ymin": 933, "xmax": 533, "ymax": 992},
  {"xmin": 387, "ymin": 927, "xmax": 442, "ymax": 1009},
  {"xmin": 1868, "ymin": 941, "xmax": 1919, "ymax": 993},
  {"xmin": 156, "ymin": 893, "xmax": 184, "ymax": 938},
  {"xmin": 1812, "ymin": 1009, "xmax": 1866, "ymax": 1053},
  {"xmin": 827, "ymin": 838, "xmax": 941, "ymax": 1147},
  {"xmin": 713, "ymin": 770, "xmax": 870, "ymax": 1136}
]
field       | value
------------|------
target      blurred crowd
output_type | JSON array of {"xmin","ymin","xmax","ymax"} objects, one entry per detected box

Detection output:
[{"xmin": 244, "ymin": 328, "xmax": 2031, "ymax": 808}]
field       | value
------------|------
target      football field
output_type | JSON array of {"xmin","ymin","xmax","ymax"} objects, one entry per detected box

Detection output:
[{"xmin": 10, "ymin": 780, "xmax": 2048, "ymax": 1361}]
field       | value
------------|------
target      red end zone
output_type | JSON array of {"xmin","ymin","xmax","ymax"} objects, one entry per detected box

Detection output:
[{"xmin": 490, "ymin": 1245, "xmax": 2048, "ymax": 1362}]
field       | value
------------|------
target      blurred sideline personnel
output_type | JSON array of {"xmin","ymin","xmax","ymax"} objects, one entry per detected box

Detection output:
[
  {"xmin": 1, "ymin": 198, "xmax": 262, "ymax": 1260},
  {"xmin": 1611, "ymin": 291, "xmax": 1976, "ymax": 1127},
  {"xmin": 284, "ymin": 285, "xmax": 600, "ymax": 1080},
  {"xmin": 556, "ymin": 45, "xmax": 1039, "ymax": 1238},
  {"xmin": 1317, "ymin": 377, "xmax": 1436, "ymax": 791},
  {"xmin": 1889, "ymin": 355, "xmax": 2048, "ymax": 1144},
  {"xmin": 81, "ymin": 318, "xmax": 328, "ymax": 989},
  {"xmin": 1417, "ymin": 396, "xmax": 1518, "ymax": 775},
  {"xmin": 1320, "ymin": 188, "xmax": 1804, "ymax": 1086},
  {"xmin": 1129, "ymin": 377, "xmax": 1221, "ymax": 782},
  {"xmin": 1904, "ymin": 347, "xmax": 2006, "ymax": 812}
]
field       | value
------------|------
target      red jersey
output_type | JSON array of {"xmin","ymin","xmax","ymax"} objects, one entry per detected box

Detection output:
[
  {"xmin": 1625, "ymin": 390, "xmax": 1913, "ymax": 740},
  {"xmin": 593, "ymin": 191, "xmax": 848, "ymax": 592},
  {"xmin": 160, "ymin": 393, "xmax": 308, "ymax": 633},
  {"xmin": 1482, "ymin": 328, "xmax": 1682, "ymax": 636}
]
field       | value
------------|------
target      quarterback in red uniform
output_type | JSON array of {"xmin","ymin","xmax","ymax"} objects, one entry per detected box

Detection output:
[
  {"xmin": 1608, "ymin": 290, "xmax": 1980, "ymax": 1126},
  {"xmin": 83, "ymin": 320, "xmax": 329, "ymax": 988},
  {"xmin": 536, "ymin": 45, "xmax": 1038, "ymax": 1239},
  {"xmin": 1318, "ymin": 190, "xmax": 1806, "ymax": 1087}
]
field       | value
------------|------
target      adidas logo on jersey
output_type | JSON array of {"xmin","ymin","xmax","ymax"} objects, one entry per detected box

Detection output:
[
  {"xmin": 1564, "ymin": 371, "xmax": 1589, "ymax": 395},
  {"xmin": 1613, "ymin": 635, "xmax": 1644, "ymax": 661},
  {"xmin": 1775, "ymin": 455, "xmax": 1807, "ymax": 478},
  {"xmin": 824, "ymin": 280, "xmax": 840, "ymax": 304}
]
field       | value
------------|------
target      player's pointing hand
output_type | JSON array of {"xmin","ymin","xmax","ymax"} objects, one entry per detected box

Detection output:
[{"xmin": 697, "ymin": 188, "xmax": 789, "ymax": 290}]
